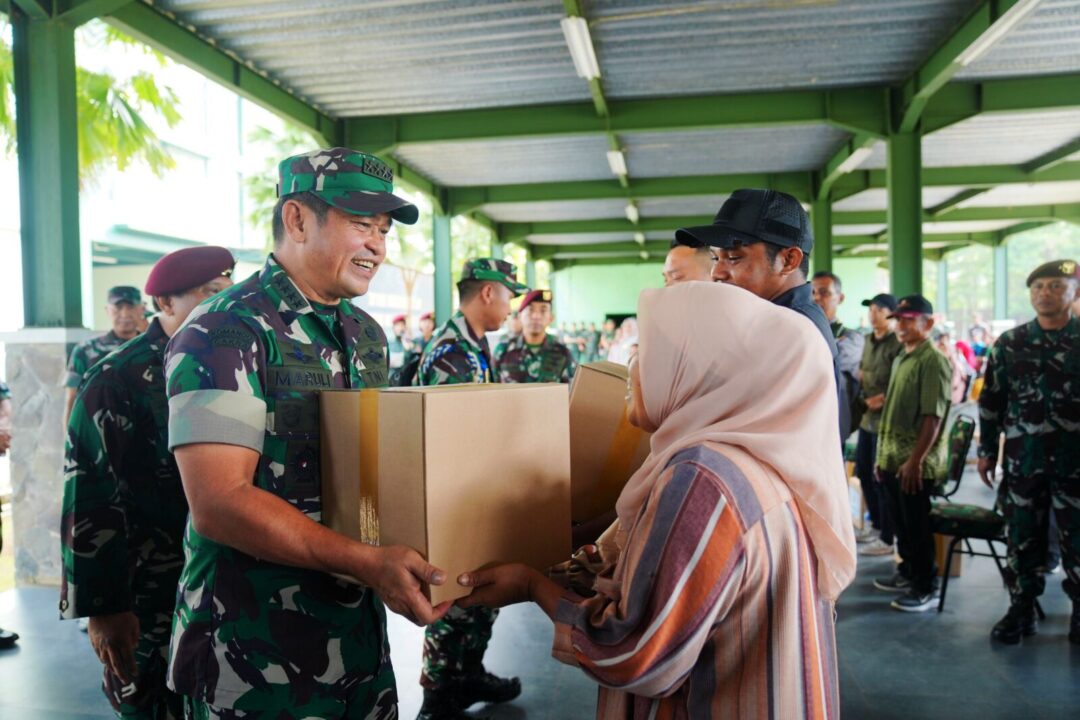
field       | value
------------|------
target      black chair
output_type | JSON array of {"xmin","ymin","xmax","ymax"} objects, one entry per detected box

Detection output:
[{"xmin": 928, "ymin": 415, "xmax": 1044, "ymax": 617}]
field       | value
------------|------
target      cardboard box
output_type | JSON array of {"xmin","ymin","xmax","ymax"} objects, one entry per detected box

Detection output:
[
  {"xmin": 569, "ymin": 361, "xmax": 652, "ymax": 523},
  {"xmin": 321, "ymin": 384, "xmax": 572, "ymax": 604},
  {"xmin": 934, "ymin": 534, "xmax": 963, "ymax": 578}
]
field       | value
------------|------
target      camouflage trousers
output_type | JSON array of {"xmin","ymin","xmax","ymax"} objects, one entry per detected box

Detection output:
[
  {"xmin": 420, "ymin": 605, "xmax": 498, "ymax": 689},
  {"xmin": 102, "ymin": 611, "xmax": 183, "ymax": 720},
  {"xmin": 1000, "ymin": 469, "xmax": 1080, "ymax": 603}
]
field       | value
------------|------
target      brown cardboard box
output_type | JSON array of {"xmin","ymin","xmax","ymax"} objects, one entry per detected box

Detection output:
[
  {"xmin": 569, "ymin": 361, "xmax": 652, "ymax": 523},
  {"xmin": 321, "ymin": 384, "xmax": 572, "ymax": 604},
  {"xmin": 934, "ymin": 534, "xmax": 963, "ymax": 578}
]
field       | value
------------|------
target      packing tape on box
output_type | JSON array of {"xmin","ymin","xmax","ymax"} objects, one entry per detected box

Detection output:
[
  {"xmin": 595, "ymin": 405, "xmax": 644, "ymax": 513},
  {"xmin": 357, "ymin": 390, "xmax": 380, "ymax": 545}
]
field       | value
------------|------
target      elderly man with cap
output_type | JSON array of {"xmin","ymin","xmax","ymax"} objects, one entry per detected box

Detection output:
[
  {"xmin": 978, "ymin": 259, "xmax": 1080, "ymax": 644},
  {"xmin": 662, "ymin": 236, "xmax": 713, "ymax": 287},
  {"xmin": 414, "ymin": 257, "xmax": 528, "ymax": 719},
  {"xmin": 164, "ymin": 148, "xmax": 448, "ymax": 719},
  {"xmin": 853, "ymin": 293, "xmax": 904, "ymax": 558},
  {"xmin": 872, "ymin": 295, "xmax": 952, "ymax": 613},
  {"xmin": 60, "ymin": 246, "xmax": 235, "ymax": 719},
  {"xmin": 63, "ymin": 286, "xmax": 147, "ymax": 426},
  {"xmin": 494, "ymin": 289, "xmax": 575, "ymax": 384}
]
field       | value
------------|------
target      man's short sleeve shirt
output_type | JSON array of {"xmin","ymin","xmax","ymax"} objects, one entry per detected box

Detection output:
[
  {"xmin": 858, "ymin": 331, "xmax": 904, "ymax": 433},
  {"xmin": 876, "ymin": 340, "xmax": 953, "ymax": 480}
]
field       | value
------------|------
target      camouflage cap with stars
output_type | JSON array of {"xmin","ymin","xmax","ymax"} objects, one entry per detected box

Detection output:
[
  {"xmin": 460, "ymin": 258, "xmax": 530, "ymax": 296},
  {"xmin": 1026, "ymin": 259, "xmax": 1079, "ymax": 287},
  {"xmin": 277, "ymin": 147, "xmax": 419, "ymax": 225}
]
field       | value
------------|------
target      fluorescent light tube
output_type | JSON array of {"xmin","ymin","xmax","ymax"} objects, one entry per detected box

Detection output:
[
  {"xmin": 640, "ymin": 251, "xmax": 649, "ymax": 260},
  {"xmin": 625, "ymin": 203, "xmax": 640, "ymax": 224},
  {"xmin": 560, "ymin": 16, "xmax": 601, "ymax": 80},
  {"xmin": 634, "ymin": 232, "xmax": 646, "ymax": 244},
  {"xmin": 606, "ymin": 150, "xmax": 627, "ymax": 177},
  {"xmin": 836, "ymin": 147, "xmax": 873, "ymax": 175}
]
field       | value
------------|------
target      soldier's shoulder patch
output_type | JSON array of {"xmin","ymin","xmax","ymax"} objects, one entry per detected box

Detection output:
[{"xmin": 209, "ymin": 327, "xmax": 253, "ymax": 350}]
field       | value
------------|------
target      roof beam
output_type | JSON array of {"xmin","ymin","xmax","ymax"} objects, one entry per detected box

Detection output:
[
  {"xmin": 922, "ymin": 73, "xmax": 1080, "ymax": 134},
  {"xmin": 895, "ymin": 0, "xmax": 1044, "ymax": 132},
  {"xmin": 830, "ymin": 160, "xmax": 1080, "ymax": 200},
  {"xmin": 58, "ymin": 0, "xmax": 134, "ymax": 26},
  {"xmin": 816, "ymin": 133, "xmax": 876, "ymax": 200},
  {"xmin": 835, "ymin": 204, "xmax": 1080, "ymax": 225},
  {"xmin": 927, "ymin": 188, "xmax": 990, "ymax": 218},
  {"xmin": 1021, "ymin": 136, "xmax": 1080, "ymax": 174},
  {"xmin": 104, "ymin": 1, "xmax": 342, "ymax": 147},
  {"xmin": 10, "ymin": 0, "xmax": 52, "ymax": 20},
  {"xmin": 346, "ymin": 86, "xmax": 888, "ymax": 149}
]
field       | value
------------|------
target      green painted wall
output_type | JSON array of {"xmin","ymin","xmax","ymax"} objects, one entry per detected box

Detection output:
[
  {"xmin": 831, "ymin": 257, "xmax": 889, "ymax": 330},
  {"xmin": 551, "ymin": 263, "xmax": 663, "ymax": 322}
]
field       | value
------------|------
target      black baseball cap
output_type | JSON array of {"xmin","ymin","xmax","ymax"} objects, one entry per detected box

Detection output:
[
  {"xmin": 107, "ymin": 286, "xmax": 141, "ymax": 305},
  {"xmin": 674, "ymin": 189, "xmax": 813, "ymax": 254},
  {"xmin": 861, "ymin": 293, "xmax": 898, "ymax": 312},
  {"xmin": 888, "ymin": 294, "xmax": 934, "ymax": 318}
]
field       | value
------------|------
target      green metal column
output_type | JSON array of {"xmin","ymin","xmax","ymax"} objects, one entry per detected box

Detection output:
[
  {"xmin": 936, "ymin": 257, "xmax": 949, "ymax": 318},
  {"xmin": 433, "ymin": 212, "xmax": 452, "ymax": 323},
  {"xmin": 887, "ymin": 131, "xmax": 923, "ymax": 297},
  {"xmin": 810, "ymin": 196, "xmax": 833, "ymax": 274},
  {"xmin": 525, "ymin": 256, "xmax": 537, "ymax": 289},
  {"xmin": 993, "ymin": 242, "xmax": 1008, "ymax": 320},
  {"xmin": 12, "ymin": 7, "xmax": 83, "ymax": 327}
]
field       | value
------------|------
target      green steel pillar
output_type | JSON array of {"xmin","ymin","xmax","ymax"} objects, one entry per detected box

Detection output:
[
  {"xmin": 936, "ymin": 258, "xmax": 949, "ymax": 318},
  {"xmin": 525, "ymin": 256, "xmax": 537, "ymax": 289},
  {"xmin": 810, "ymin": 196, "xmax": 833, "ymax": 274},
  {"xmin": 433, "ymin": 212, "xmax": 452, "ymax": 323},
  {"xmin": 12, "ymin": 7, "xmax": 83, "ymax": 327},
  {"xmin": 887, "ymin": 131, "xmax": 923, "ymax": 297},
  {"xmin": 993, "ymin": 242, "xmax": 1008, "ymax": 320}
]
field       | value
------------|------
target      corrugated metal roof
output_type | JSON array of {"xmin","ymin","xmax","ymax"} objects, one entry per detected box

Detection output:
[
  {"xmin": 480, "ymin": 199, "xmax": 629, "ymax": 222},
  {"xmin": 637, "ymin": 196, "xmax": 727, "ymax": 217},
  {"xmin": 528, "ymin": 230, "xmax": 672, "ymax": 244},
  {"xmin": 957, "ymin": 180, "xmax": 1080, "ymax": 207},
  {"xmin": 861, "ymin": 109, "xmax": 1080, "ymax": 168},
  {"xmin": 587, "ymin": 0, "xmax": 979, "ymax": 97},
  {"xmin": 833, "ymin": 187, "xmax": 969, "ymax": 211},
  {"xmin": 393, "ymin": 135, "xmax": 611, "ymax": 186},
  {"xmin": 623, "ymin": 125, "xmax": 850, "ymax": 176},
  {"xmin": 154, "ymin": 0, "xmax": 588, "ymax": 116},
  {"xmin": 958, "ymin": 0, "xmax": 1080, "ymax": 80},
  {"xmin": 833, "ymin": 223, "xmax": 886, "ymax": 236},
  {"xmin": 922, "ymin": 220, "xmax": 1018, "ymax": 233}
]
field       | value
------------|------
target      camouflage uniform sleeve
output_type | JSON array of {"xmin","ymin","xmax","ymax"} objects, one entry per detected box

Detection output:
[
  {"xmin": 60, "ymin": 375, "xmax": 136, "ymax": 618},
  {"xmin": 165, "ymin": 309, "xmax": 267, "ymax": 452},
  {"xmin": 977, "ymin": 338, "xmax": 1007, "ymax": 459},
  {"xmin": 563, "ymin": 346, "xmax": 577, "ymax": 383},
  {"xmin": 65, "ymin": 343, "xmax": 88, "ymax": 388},
  {"xmin": 492, "ymin": 340, "xmax": 508, "ymax": 367},
  {"xmin": 418, "ymin": 340, "xmax": 478, "ymax": 386}
]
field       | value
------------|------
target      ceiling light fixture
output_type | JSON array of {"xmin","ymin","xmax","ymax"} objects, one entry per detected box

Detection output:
[
  {"xmin": 606, "ymin": 149, "xmax": 627, "ymax": 177},
  {"xmin": 560, "ymin": 16, "xmax": 601, "ymax": 80},
  {"xmin": 634, "ymin": 232, "xmax": 646, "ymax": 244},
  {"xmin": 625, "ymin": 202, "xmax": 640, "ymax": 224}
]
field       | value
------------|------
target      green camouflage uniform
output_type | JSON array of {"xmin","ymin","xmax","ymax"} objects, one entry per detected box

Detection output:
[
  {"xmin": 978, "ymin": 316, "xmax": 1080, "ymax": 604},
  {"xmin": 66, "ymin": 331, "xmax": 128, "ymax": 388},
  {"xmin": 60, "ymin": 318, "xmax": 185, "ymax": 719},
  {"xmin": 493, "ymin": 334, "xmax": 575, "ymax": 384},
  {"xmin": 414, "ymin": 259, "xmax": 527, "ymax": 692},
  {"xmin": 164, "ymin": 256, "xmax": 396, "ymax": 718}
]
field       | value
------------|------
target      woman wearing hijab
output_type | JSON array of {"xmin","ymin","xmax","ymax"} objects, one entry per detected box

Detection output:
[{"xmin": 458, "ymin": 282, "xmax": 856, "ymax": 719}]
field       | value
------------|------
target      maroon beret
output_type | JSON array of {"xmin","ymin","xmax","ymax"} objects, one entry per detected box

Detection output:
[
  {"xmin": 391, "ymin": 314, "xmax": 406, "ymax": 324},
  {"xmin": 519, "ymin": 289, "xmax": 553, "ymax": 311},
  {"xmin": 419, "ymin": 311, "xmax": 434, "ymax": 321},
  {"xmin": 145, "ymin": 246, "xmax": 235, "ymax": 296}
]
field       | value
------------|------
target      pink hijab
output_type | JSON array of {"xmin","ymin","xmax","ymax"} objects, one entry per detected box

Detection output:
[{"xmin": 615, "ymin": 282, "xmax": 857, "ymax": 601}]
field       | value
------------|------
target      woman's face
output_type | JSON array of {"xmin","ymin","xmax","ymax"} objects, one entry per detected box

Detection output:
[{"xmin": 626, "ymin": 355, "xmax": 658, "ymax": 433}]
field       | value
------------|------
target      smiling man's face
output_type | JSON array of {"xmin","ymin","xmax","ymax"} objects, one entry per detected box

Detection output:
[{"xmin": 305, "ymin": 208, "xmax": 391, "ymax": 300}]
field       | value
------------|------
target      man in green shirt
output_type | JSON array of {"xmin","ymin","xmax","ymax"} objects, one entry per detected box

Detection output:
[
  {"xmin": 873, "ymin": 295, "xmax": 952, "ymax": 613},
  {"xmin": 854, "ymin": 294, "xmax": 904, "ymax": 557}
]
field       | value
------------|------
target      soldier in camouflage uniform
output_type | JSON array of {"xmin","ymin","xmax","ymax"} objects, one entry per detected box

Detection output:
[
  {"xmin": 0, "ymin": 379, "xmax": 15, "ymax": 649},
  {"xmin": 493, "ymin": 289, "xmax": 575, "ymax": 384},
  {"xmin": 415, "ymin": 258, "xmax": 528, "ymax": 720},
  {"xmin": 64, "ymin": 286, "xmax": 146, "ymax": 426},
  {"xmin": 978, "ymin": 259, "xmax": 1080, "ymax": 645},
  {"xmin": 164, "ymin": 148, "xmax": 449, "ymax": 719},
  {"xmin": 61, "ymin": 246, "xmax": 236, "ymax": 719}
]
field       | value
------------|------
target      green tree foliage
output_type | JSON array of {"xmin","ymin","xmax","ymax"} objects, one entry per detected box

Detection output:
[
  {"xmin": 241, "ymin": 124, "xmax": 319, "ymax": 246},
  {"xmin": 0, "ymin": 20, "xmax": 181, "ymax": 186}
]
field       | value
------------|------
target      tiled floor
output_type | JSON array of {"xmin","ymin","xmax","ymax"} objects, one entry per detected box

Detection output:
[{"xmin": 1, "ymin": 472, "xmax": 1077, "ymax": 719}]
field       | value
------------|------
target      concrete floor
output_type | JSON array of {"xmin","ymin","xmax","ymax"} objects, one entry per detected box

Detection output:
[{"xmin": 1, "ymin": 474, "xmax": 1078, "ymax": 719}]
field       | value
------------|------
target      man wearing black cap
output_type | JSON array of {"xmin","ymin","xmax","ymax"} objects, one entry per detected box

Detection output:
[
  {"xmin": 494, "ymin": 290, "xmax": 575, "ymax": 384},
  {"xmin": 676, "ymin": 188, "xmax": 840, "ymax": 416},
  {"xmin": 853, "ymin": 294, "xmax": 904, "ymax": 557},
  {"xmin": 872, "ymin": 295, "xmax": 952, "ymax": 612},
  {"xmin": 61, "ymin": 246, "xmax": 235, "ymax": 719},
  {"xmin": 978, "ymin": 260, "xmax": 1080, "ymax": 644},
  {"xmin": 63, "ymin": 286, "xmax": 146, "ymax": 426}
]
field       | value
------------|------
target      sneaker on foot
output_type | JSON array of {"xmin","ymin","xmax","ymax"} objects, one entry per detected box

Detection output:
[
  {"xmin": 0, "ymin": 628, "xmax": 18, "ymax": 649},
  {"xmin": 854, "ymin": 526, "xmax": 879, "ymax": 544},
  {"xmin": 1069, "ymin": 602, "xmax": 1080, "ymax": 645},
  {"xmin": 873, "ymin": 572, "xmax": 910, "ymax": 593},
  {"xmin": 858, "ymin": 538, "xmax": 895, "ymax": 556},
  {"xmin": 891, "ymin": 589, "xmax": 938, "ymax": 613}
]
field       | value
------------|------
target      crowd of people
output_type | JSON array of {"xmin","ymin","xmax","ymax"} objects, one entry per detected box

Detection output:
[{"xmin": 0, "ymin": 146, "xmax": 1076, "ymax": 720}]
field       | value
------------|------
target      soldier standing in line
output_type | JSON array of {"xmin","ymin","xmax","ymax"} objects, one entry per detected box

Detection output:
[
  {"xmin": 0, "ymin": 378, "xmax": 16, "ymax": 649},
  {"xmin": 60, "ymin": 246, "xmax": 236, "ymax": 719},
  {"xmin": 63, "ymin": 286, "xmax": 147, "ymax": 425},
  {"xmin": 164, "ymin": 148, "xmax": 449, "ymax": 719},
  {"xmin": 388, "ymin": 313, "xmax": 411, "ymax": 370},
  {"xmin": 415, "ymin": 258, "xmax": 528, "ymax": 719},
  {"xmin": 494, "ymin": 289, "xmax": 575, "ymax": 384},
  {"xmin": 978, "ymin": 259, "xmax": 1080, "ymax": 645},
  {"xmin": 414, "ymin": 310, "xmax": 436, "ymax": 349}
]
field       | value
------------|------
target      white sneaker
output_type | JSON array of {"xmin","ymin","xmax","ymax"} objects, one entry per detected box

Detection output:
[
  {"xmin": 854, "ymin": 526, "xmax": 879, "ymax": 544},
  {"xmin": 859, "ymin": 538, "xmax": 895, "ymax": 556},
  {"xmin": 77, "ymin": 617, "xmax": 89, "ymax": 633}
]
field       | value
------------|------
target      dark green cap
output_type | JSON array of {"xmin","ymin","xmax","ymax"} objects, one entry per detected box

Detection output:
[
  {"xmin": 107, "ymin": 286, "xmax": 141, "ymax": 305},
  {"xmin": 460, "ymin": 258, "xmax": 529, "ymax": 296},
  {"xmin": 1026, "ymin": 259, "xmax": 1078, "ymax": 287},
  {"xmin": 277, "ymin": 147, "xmax": 419, "ymax": 225}
]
